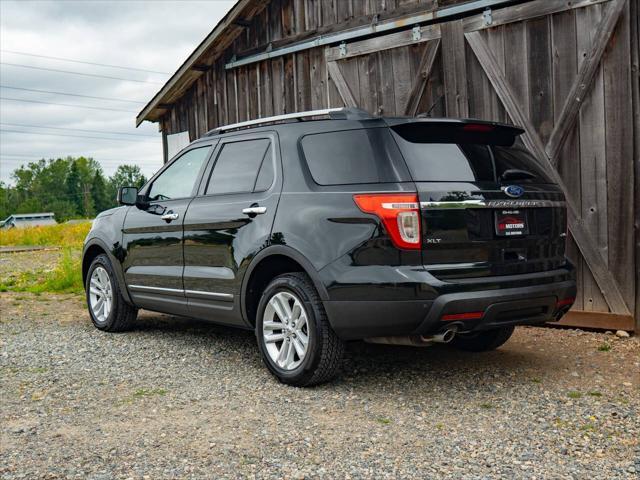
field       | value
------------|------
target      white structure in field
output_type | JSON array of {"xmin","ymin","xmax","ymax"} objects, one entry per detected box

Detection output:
[{"xmin": 1, "ymin": 213, "xmax": 56, "ymax": 229}]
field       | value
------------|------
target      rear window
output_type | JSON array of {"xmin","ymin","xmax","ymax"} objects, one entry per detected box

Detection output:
[
  {"xmin": 301, "ymin": 128, "xmax": 410, "ymax": 185},
  {"xmin": 391, "ymin": 124, "xmax": 553, "ymax": 183},
  {"xmin": 492, "ymin": 140, "xmax": 553, "ymax": 183}
]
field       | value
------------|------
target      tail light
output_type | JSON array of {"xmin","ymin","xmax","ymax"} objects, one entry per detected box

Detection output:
[
  {"xmin": 556, "ymin": 297, "xmax": 575, "ymax": 308},
  {"xmin": 353, "ymin": 193, "xmax": 421, "ymax": 250}
]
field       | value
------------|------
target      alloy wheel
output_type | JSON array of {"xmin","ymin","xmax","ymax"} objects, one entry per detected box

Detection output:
[
  {"xmin": 89, "ymin": 266, "xmax": 113, "ymax": 323},
  {"xmin": 262, "ymin": 291, "xmax": 309, "ymax": 371}
]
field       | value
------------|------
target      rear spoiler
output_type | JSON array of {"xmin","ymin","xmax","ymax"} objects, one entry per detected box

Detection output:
[{"xmin": 385, "ymin": 118, "xmax": 524, "ymax": 146}]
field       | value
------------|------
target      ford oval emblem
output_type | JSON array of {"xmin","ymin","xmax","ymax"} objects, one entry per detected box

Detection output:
[{"xmin": 503, "ymin": 185, "xmax": 525, "ymax": 198}]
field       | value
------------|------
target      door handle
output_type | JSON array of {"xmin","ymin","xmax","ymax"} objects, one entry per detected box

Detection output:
[
  {"xmin": 242, "ymin": 206, "xmax": 267, "ymax": 215},
  {"xmin": 161, "ymin": 212, "xmax": 179, "ymax": 222}
]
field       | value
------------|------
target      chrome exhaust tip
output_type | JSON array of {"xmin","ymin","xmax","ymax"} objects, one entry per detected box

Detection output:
[{"xmin": 421, "ymin": 328, "xmax": 457, "ymax": 344}]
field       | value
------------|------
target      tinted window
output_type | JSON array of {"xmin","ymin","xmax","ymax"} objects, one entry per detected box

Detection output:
[
  {"xmin": 301, "ymin": 128, "xmax": 409, "ymax": 185},
  {"xmin": 148, "ymin": 146, "xmax": 210, "ymax": 200},
  {"xmin": 492, "ymin": 140, "xmax": 553, "ymax": 183},
  {"xmin": 206, "ymin": 139, "xmax": 271, "ymax": 195},
  {"xmin": 254, "ymin": 152, "xmax": 274, "ymax": 191},
  {"xmin": 392, "ymin": 134, "xmax": 494, "ymax": 182}
]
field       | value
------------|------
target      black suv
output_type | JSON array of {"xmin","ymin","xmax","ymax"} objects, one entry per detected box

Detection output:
[{"xmin": 82, "ymin": 108, "xmax": 576, "ymax": 386}]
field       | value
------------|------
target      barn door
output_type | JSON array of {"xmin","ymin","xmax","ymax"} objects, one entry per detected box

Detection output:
[{"xmin": 326, "ymin": 0, "xmax": 635, "ymax": 328}]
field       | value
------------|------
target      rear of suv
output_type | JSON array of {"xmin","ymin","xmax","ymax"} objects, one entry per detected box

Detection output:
[{"xmin": 82, "ymin": 108, "xmax": 576, "ymax": 386}]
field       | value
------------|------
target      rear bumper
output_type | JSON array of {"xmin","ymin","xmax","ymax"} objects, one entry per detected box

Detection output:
[{"xmin": 323, "ymin": 277, "xmax": 576, "ymax": 340}]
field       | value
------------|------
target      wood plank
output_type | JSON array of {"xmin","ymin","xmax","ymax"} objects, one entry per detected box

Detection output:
[
  {"xmin": 281, "ymin": 0, "xmax": 295, "ymax": 37},
  {"xmin": 357, "ymin": 54, "xmax": 375, "ymax": 114},
  {"xmin": 603, "ymin": 0, "xmax": 635, "ymax": 314},
  {"xmin": 321, "ymin": 0, "xmax": 337, "ymax": 27},
  {"xmin": 485, "ymin": 26, "xmax": 506, "ymax": 122},
  {"xmin": 631, "ymin": 0, "xmax": 640, "ymax": 329},
  {"xmin": 326, "ymin": 60, "xmax": 358, "ymax": 107},
  {"xmin": 464, "ymin": 0, "xmax": 610, "ymax": 32},
  {"xmin": 420, "ymin": 47, "xmax": 444, "ymax": 116},
  {"xmin": 236, "ymin": 66, "xmax": 249, "ymax": 122},
  {"xmin": 551, "ymin": 310, "xmax": 635, "ymax": 331},
  {"xmin": 304, "ymin": 0, "xmax": 318, "ymax": 30},
  {"xmin": 296, "ymin": 50, "xmax": 312, "ymax": 111},
  {"xmin": 465, "ymin": 37, "xmax": 488, "ymax": 119},
  {"xmin": 196, "ymin": 77, "xmax": 207, "ymax": 137},
  {"xmin": 283, "ymin": 54, "xmax": 296, "ymax": 113},
  {"xmin": 392, "ymin": 46, "xmax": 413, "ymax": 116},
  {"xmin": 271, "ymin": 56, "xmax": 285, "ymax": 114},
  {"xmin": 404, "ymin": 39, "xmax": 440, "ymax": 115},
  {"xmin": 546, "ymin": 0, "xmax": 626, "ymax": 164},
  {"xmin": 576, "ymin": 3, "xmax": 608, "ymax": 312},
  {"xmin": 441, "ymin": 20, "xmax": 468, "ymax": 117},
  {"xmin": 270, "ymin": 0, "xmax": 283, "ymax": 42},
  {"xmin": 527, "ymin": 16, "xmax": 554, "ymax": 143},
  {"xmin": 551, "ymin": 8, "xmax": 582, "ymax": 308},
  {"xmin": 293, "ymin": 0, "xmax": 306, "ymax": 34},
  {"xmin": 376, "ymin": 50, "xmax": 396, "ymax": 115},
  {"xmin": 206, "ymin": 68, "xmax": 218, "ymax": 130},
  {"xmin": 216, "ymin": 58, "xmax": 228, "ymax": 127},
  {"xmin": 337, "ymin": 0, "xmax": 351, "ymax": 23},
  {"xmin": 248, "ymin": 65, "xmax": 259, "ymax": 120},
  {"xmin": 503, "ymin": 21, "xmax": 529, "ymax": 119},
  {"xmin": 309, "ymin": 47, "xmax": 327, "ymax": 109},
  {"xmin": 465, "ymin": 29, "xmax": 631, "ymax": 316},
  {"xmin": 325, "ymin": 24, "xmax": 441, "ymax": 61},
  {"xmin": 225, "ymin": 69, "xmax": 238, "ymax": 124}
]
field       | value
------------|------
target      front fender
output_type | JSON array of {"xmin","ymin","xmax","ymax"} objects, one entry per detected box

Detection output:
[{"xmin": 83, "ymin": 236, "xmax": 133, "ymax": 305}]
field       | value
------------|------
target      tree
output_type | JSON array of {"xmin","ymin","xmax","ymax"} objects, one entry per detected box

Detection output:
[
  {"xmin": 65, "ymin": 160, "xmax": 82, "ymax": 216},
  {"xmin": 107, "ymin": 165, "xmax": 147, "ymax": 202},
  {"xmin": 92, "ymin": 170, "xmax": 110, "ymax": 213},
  {"xmin": 2, "ymin": 159, "xmax": 147, "ymax": 222}
]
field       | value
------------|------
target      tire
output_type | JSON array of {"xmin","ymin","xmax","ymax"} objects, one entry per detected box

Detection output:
[
  {"xmin": 256, "ymin": 272, "xmax": 344, "ymax": 387},
  {"xmin": 450, "ymin": 325, "xmax": 515, "ymax": 352},
  {"xmin": 85, "ymin": 254, "xmax": 137, "ymax": 332}
]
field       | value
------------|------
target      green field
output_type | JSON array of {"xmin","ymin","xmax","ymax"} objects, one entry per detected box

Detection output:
[{"xmin": 0, "ymin": 222, "xmax": 91, "ymax": 293}]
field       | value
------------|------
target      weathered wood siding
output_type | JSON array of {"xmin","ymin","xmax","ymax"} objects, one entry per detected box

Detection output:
[{"xmin": 158, "ymin": 0, "xmax": 639, "ymax": 329}]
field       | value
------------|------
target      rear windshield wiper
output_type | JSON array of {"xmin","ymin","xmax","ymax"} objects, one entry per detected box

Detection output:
[{"xmin": 500, "ymin": 169, "xmax": 537, "ymax": 181}]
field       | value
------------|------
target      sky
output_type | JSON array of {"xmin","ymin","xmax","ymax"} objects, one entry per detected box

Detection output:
[{"xmin": 0, "ymin": 0, "xmax": 235, "ymax": 184}]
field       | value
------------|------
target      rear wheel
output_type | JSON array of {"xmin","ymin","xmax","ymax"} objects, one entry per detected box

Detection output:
[
  {"xmin": 86, "ymin": 254, "xmax": 137, "ymax": 332},
  {"xmin": 450, "ymin": 325, "xmax": 515, "ymax": 352},
  {"xmin": 256, "ymin": 273, "xmax": 344, "ymax": 387}
]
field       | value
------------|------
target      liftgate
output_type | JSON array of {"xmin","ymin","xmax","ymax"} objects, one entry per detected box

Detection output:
[{"xmin": 323, "ymin": 0, "xmax": 636, "ymax": 330}]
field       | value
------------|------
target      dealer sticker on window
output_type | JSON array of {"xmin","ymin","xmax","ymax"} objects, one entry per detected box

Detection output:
[{"xmin": 495, "ymin": 209, "xmax": 528, "ymax": 236}]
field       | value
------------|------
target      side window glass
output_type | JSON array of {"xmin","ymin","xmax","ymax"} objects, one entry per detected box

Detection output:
[
  {"xmin": 148, "ymin": 146, "xmax": 210, "ymax": 201},
  {"xmin": 254, "ymin": 150, "xmax": 274, "ymax": 192},
  {"xmin": 206, "ymin": 139, "xmax": 271, "ymax": 195}
]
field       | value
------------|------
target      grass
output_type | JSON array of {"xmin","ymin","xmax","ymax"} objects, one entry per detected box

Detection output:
[
  {"xmin": 479, "ymin": 402, "xmax": 495, "ymax": 409},
  {"xmin": 0, "ymin": 221, "xmax": 91, "ymax": 248},
  {"xmin": 597, "ymin": 343, "xmax": 611, "ymax": 352},
  {"xmin": 132, "ymin": 388, "xmax": 168, "ymax": 399},
  {"xmin": 0, "ymin": 248, "xmax": 83, "ymax": 294},
  {"xmin": 567, "ymin": 391, "xmax": 582, "ymax": 399},
  {"xmin": 588, "ymin": 391, "xmax": 603, "ymax": 397},
  {"xmin": 0, "ymin": 223, "xmax": 89, "ymax": 294},
  {"xmin": 376, "ymin": 417, "xmax": 391, "ymax": 425}
]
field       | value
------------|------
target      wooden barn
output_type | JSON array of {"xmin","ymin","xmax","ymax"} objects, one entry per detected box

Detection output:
[{"xmin": 137, "ymin": 0, "xmax": 639, "ymax": 331}]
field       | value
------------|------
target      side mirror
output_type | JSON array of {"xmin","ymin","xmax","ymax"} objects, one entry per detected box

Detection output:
[{"xmin": 117, "ymin": 186, "xmax": 138, "ymax": 206}]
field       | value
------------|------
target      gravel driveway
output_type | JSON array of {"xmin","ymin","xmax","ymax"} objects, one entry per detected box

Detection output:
[{"xmin": 1, "ymin": 253, "xmax": 638, "ymax": 479}]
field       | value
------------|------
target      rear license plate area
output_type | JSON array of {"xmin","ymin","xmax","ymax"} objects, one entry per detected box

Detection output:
[{"xmin": 495, "ymin": 209, "xmax": 528, "ymax": 236}]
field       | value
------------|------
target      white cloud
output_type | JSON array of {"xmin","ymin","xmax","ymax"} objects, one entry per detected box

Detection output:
[{"xmin": 0, "ymin": 0, "xmax": 235, "ymax": 183}]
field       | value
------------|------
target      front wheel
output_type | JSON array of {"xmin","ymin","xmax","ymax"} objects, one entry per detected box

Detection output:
[
  {"xmin": 256, "ymin": 273, "xmax": 344, "ymax": 387},
  {"xmin": 450, "ymin": 325, "xmax": 515, "ymax": 352},
  {"xmin": 86, "ymin": 254, "xmax": 137, "ymax": 332}
]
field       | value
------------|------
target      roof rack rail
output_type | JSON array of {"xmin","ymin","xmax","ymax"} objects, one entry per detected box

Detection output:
[{"xmin": 206, "ymin": 107, "xmax": 372, "ymax": 135}]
